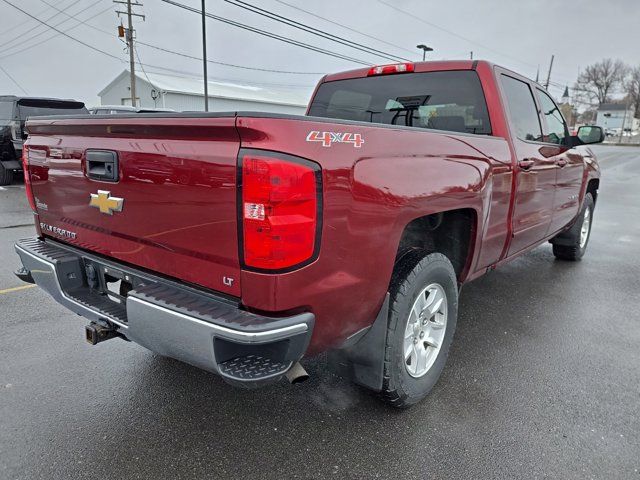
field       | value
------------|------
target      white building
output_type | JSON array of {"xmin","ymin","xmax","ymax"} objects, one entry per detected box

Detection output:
[
  {"xmin": 97, "ymin": 70, "xmax": 311, "ymax": 114},
  {"xmin": 596, "ymin": 103, "xmax": 637, "ymax": 132}
]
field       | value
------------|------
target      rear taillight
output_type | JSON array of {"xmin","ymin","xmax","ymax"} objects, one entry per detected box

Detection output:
[
  {"xmin": 240, "ymin": 151, "xmax": 321, "ymax": 271},
  {"xmin": 22, "ymin": 145, "xmax": 37, "ymax": 213},
  {"xmin": 367, "ymin": 63, "xmax": 415, "ymax": 76}
]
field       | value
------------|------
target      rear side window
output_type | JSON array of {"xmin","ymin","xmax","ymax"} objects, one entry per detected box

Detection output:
[
  {"xmin": 500, "ymin": 75, "xmax": 543, "ymax": 142},
  {"xmin": 0, "ymin": 101, "xmax": 14, "ymax": 120},
  {"xmin": 308, "ymin": 71, "xmax": 491, "ymax": 135}
]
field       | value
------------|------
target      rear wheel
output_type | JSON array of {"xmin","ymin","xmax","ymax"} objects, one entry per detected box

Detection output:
[
  {"xmin": 0, "ymin": 163, "xmax": 13, "ymax": 186},
  {"xmin": 381, "ymin": 252, "xmax": 458, "ymax": 408},
  {"xmin": 552, "ymin": 193, "xmax": 594, "ymax": 261}
]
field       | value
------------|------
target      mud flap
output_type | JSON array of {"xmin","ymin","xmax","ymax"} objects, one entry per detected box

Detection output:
[{"xmin": 329, "ymin": 293, "xmax": 390, "ymax": 391}]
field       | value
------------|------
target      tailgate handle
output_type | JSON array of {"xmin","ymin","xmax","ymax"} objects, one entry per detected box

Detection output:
[{"xmin": 86, "ymin": 150, "xmax": 119, "ymax": 182}]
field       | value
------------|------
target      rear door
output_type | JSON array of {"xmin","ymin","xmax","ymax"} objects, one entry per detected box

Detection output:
[
  {"xmin": 535, "ymin": 88, "xmax": 584, "ymax": 234},
  {"xmin": 499, "ymin": 74, "xmax": 557, "ymax": 256}
]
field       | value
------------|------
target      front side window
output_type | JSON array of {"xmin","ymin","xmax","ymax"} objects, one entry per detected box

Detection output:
[
  {"xmin": 500, "ymin": 75, "xmax": 543, "ymax": 142},
  {"xmin": 308, "ymin": 70, "xmax": 492, "ymax": 135},
  {"xmin": 537, "ymin": 89, "xmax": 567, "ymax": 145}
]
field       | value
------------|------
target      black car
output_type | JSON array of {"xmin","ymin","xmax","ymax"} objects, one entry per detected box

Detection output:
[{"xmin": 0, "ymin": 96, "xmax": 88, "ymax": 185}]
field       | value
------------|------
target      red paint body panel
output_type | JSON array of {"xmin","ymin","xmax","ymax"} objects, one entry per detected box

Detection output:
[
  {"xmin": 26, "ymin": 117, "xmax": 242, "ymax": 296},
  {"xmin": 23, "ymin": 61, "xmax": 600, "ymax": 355}
]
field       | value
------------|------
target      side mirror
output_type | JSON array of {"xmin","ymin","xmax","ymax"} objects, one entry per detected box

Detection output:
[{"xmin": 576, "ymin": 125, "xmax": 605, "ymax": 145}]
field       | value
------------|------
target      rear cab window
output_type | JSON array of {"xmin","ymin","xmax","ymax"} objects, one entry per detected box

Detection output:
[{"xmin": 308, "ymin": 70, "xmax": 492, "ymax": 135}]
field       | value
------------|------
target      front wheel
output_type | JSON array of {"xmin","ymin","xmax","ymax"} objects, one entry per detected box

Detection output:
[
  {"xmin": 381, "ymin": 252, "xmax": 458, "ymax": 408},
  {"xmin": 552, "ymin": 193, "xmax": 594, "ymax": 261}
]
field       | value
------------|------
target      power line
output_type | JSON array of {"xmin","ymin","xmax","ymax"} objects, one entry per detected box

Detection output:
[
  {"xmin": 374, "ymin": 0, "xmax": 538, "ymax": 70},
  {"xmin": 0, "ymin": 63, "xmax": 28, "ymax": 94},
  {"xmin": 0, "ymin": 0, "xmax": 122, "ymax": 60},
  {"xmin": 0, "ymin": 4, "xmax": 116, "ymax": 59},
  {"xmin": 136, "ymin": 40, "xmax": 326, "ymax": 75},
  {"xmin": 224, "ymin": 0, "xmax": 410, "ymax": 63},
  {"xmin": 272, "ymin": 0, "xmax": 417, "ymax": 57},
  {"xmin": 0, "ymin": 0, "xmax": 86, "ymax": 50},
  {"xmin": 160, "ymin": 0, "xmax": 372, "ymax": 66},
  {"xmin": 34, "ymin": 0, "xmax": 327, "ymax": 76},
  {"xmin": 0, "ymin": 0, "xmax": 76, "ymax": 41},
  {"xmin": 138, "ymin": 62, "xmax": 315, "ymax": 89}
]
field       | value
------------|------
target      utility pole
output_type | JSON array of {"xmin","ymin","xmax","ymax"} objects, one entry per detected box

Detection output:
[
  {"xmin": 618, "ymin": 99, "xmax": 630, "ymax": 144},
  {"xmin": 115, "ymin": 1, "xmax": 145, "ymax": 107},
  {"xmin": 470, "ymin": 51, "xmax": 473, "ymax": 60},
  {"xmin": 544, "ymin": 54, "xmax": 554, "ymax": 89},
  {"xmin": 201, "ymin": 0, "xmax": 209, "ymax": 112}
]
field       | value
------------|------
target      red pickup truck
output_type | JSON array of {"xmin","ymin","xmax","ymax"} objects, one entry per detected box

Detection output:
[{"xmin": 14, "ymin": 61, "xmax": 603, "ymax": 407}]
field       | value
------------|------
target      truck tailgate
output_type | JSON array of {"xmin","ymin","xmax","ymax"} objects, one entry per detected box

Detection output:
[{"xmin": 25, "ymin": 116, "xmax": 242, "ymax": 297}]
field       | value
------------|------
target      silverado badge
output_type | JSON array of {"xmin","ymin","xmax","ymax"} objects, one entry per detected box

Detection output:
[{"xmin": 89, "ymin": 190, "xmax": 124, "ymax": 215}]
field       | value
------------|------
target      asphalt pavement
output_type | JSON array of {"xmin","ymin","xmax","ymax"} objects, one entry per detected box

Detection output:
[{"xmin": 1, "ymin": 145, "xmax": 639, "ymax": 479}]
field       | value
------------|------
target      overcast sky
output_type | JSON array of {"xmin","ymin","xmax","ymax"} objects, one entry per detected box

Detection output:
[{"xmin": 0, "ymin": 0, "xmax": 638, "ymax": 107}]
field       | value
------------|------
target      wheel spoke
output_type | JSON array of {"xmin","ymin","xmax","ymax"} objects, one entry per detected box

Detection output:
[
  {"xmin": 415, "ymin": 346, "xmax": 428, "ymax": 373},
  {"xmin": 414, "ymin": 291, "xmax": 427, "ymax": 316},
  {"xmin": 424, "ymin": 336, "xmax": 439, "ymax": 349},
  {"xmin": 404, "ymin": 342, "xmax": 413, "ymax": 361}
]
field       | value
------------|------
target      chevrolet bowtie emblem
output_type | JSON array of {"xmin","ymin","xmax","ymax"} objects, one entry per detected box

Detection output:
[{"xmin": 89, "ymin": 190, "xmax": 124, "ymax": 215}]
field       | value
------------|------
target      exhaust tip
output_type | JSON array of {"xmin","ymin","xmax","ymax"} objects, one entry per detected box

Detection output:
[{"xmin": 285, "ymin": 362, "xmax": 309, "ymax": 384}]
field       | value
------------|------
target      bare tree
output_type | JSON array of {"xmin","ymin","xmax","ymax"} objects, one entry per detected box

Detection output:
[
  {"xmin": 573, "ymin": 59, "xmax": 629, "ymax": 107},
  {"xmin": 626, "ymin": 66, "xmax": 640, "ymax": 118}
]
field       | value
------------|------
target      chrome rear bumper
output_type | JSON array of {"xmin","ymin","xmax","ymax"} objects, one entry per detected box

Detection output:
[{"xmin": 15, "ymin": 237, "xmax": 314, "ymax": 386}]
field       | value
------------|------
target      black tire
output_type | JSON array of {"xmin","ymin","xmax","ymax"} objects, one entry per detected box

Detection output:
[
  {"xmin": 0, "ymin": 163, "xmax": 14, "ymax": 186},
  {"xmin": 381, "ymin": 252, "xmax": 458, "ymax": 408},
  {"xmin": 552, "ymin": 193, "xmax": 594, "ymax": 261}
]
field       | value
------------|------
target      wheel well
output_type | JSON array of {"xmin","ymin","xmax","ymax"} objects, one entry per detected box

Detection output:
[
  {"xmin": 394, "ymin": 209, "xmax": 476, "ymax": 280},
  {"xmin": 587, "ymin": 179, "xmax": 599, "ymax": 205}
]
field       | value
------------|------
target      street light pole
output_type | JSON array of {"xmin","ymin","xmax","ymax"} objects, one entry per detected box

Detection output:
[
  {"xmin": 416, "ymin": 44, "xmax": 433, "ymax": 61},
  {"xmin": 201, "ymin": 0, "xmax": 209, "ymax": 112}
]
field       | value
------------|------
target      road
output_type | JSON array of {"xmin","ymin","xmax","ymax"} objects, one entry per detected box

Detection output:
[{"xmin": 1, "ymin": 146, "xmax": 639, "ymax": 479}]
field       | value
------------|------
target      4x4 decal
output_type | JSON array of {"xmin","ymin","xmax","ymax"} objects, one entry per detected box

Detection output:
[{"xmin": 306, "ymin": 131, "xmax": 364, "ymax": 148}]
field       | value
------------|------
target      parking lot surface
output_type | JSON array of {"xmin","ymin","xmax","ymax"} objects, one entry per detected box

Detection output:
[{"xmin": 1, "ymin": 146, "xmax": 639, "ymax": 479}]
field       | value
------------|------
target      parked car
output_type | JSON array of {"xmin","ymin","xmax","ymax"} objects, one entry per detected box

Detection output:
[
  {"xmin": 14, "ymin": 60, "xmax": 604, "ymax": 407},
  {"xmin": 0, "ymin": 96, "xmax": 88, "ymax": 185},
  {"xmin": 88, "ymin": 105, "xmax": 176, "ymax": 114}
]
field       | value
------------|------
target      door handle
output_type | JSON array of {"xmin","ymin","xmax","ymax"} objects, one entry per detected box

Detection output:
[
  {"xmin": 86, "ymin": 150, "xmax": 119, "ymax": 182},
  {"xmin": 518, "ymin": 159, "xmax": 535, "ymax": 171},
  {"xmin": 556, "ymin": 159, "xmax": 568, "ymax": 168}
]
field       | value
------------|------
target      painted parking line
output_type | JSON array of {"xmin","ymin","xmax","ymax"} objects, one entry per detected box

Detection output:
[{"xmin": 0, "ymin": 284, "xmax": 36, "ymax": 295}]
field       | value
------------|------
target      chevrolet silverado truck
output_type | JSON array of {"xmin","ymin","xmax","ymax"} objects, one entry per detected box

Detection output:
[
  {"xmin": 0, "ymin": 96, "xmax": 88, "ymax": 185},
  {"xmin": 14, "ymin": 61, "xmax": 604, "ymax": 407}
]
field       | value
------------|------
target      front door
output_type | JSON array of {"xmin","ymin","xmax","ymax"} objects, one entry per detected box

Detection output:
[{"xmin": 500, "ymin": 74, "xmax": 557, "ymax": 256}]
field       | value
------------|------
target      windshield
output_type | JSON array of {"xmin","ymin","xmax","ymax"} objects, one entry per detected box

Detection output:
[{"xmin": 308, "ymin": 70, "xmax": 491, "ymax": 135}]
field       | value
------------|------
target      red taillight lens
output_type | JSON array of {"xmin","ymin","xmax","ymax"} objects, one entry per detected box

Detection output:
[
  {"xmin": 241, "ymin": 153, "xmax": 320, "ymax": 271},
  {"xmin": 22, "ymin": 144, "xmax": 37, "ymax": 213},
  {"xmin": 367, "ymin": 63, "xmax": 415, "ymax": 76}
]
